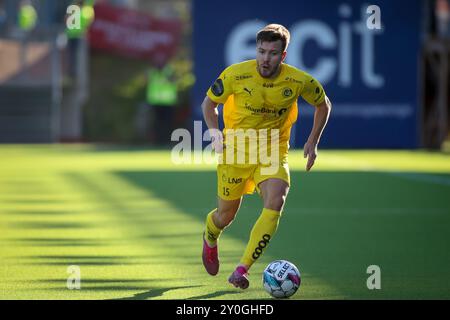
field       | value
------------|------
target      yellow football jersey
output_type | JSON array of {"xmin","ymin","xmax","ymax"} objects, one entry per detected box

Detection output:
[{"xmin": 207, "ymin": 59, "xmax": 325, "ymax": 160}]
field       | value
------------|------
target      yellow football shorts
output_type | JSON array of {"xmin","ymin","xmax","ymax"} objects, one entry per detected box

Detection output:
[{"xmin": 217, "ymin": 160, "xmax": 290, "ymax": 200}]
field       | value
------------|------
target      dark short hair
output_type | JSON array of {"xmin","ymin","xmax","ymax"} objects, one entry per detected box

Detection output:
[{"xmin": 256, "ymin": 24, "xmax": 290, "ymax": 52}]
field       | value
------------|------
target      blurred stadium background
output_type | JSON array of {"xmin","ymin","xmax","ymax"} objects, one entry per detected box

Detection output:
[{"xmin": 0, "ymin": 0, "xmax": 449, "ymax": 300}]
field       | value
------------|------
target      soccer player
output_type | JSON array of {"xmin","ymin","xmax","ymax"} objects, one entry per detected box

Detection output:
[{"xmin": 201, "ymin": 24, "xmax": 332, "ymax": 289}]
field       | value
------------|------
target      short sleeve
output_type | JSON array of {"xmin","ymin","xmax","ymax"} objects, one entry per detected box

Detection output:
[
  {"xmin": 206, "ymin": 66, "xmax": 234, "ymax": 104},
  {"xmin": 300, "ymin": 73, "xmax": 326, "ymax": 106}
]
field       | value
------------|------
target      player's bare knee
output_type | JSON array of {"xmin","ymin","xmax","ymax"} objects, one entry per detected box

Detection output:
[
  {"xmin": 216, "ymin": 208, "xmax": 237, "ymax": 228},
  {"xmin": 264, "ymin": 188, "xmax": 289, "ymax": 210},
  {"xmin": 217, "ymin": 197, "xmax": 241, "ymax": 227}
]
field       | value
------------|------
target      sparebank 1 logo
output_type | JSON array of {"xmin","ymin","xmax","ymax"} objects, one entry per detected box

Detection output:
[{"xmin": 225, "ymin": 4, "xmax": 383, "ymax": 88}]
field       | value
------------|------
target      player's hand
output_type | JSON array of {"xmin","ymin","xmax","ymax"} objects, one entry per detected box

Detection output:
[
  {"xmin": 210, "ymin": 129, "xmax": 224, "ymax": 153},
  {"xmin": 303, "ymin": 140, "xmax": 318, "ymax": 171}
]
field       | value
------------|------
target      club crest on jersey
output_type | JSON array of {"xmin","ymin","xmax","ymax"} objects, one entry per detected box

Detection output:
[
  {"xmin": 211, "ymin": 78, "xmax": 224, "ymax": 97},
  {"xmin": 282, "ymin": 88, "xmax": 293, "ymax": 98}
]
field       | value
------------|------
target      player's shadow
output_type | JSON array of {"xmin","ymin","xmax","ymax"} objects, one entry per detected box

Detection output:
[
  {"xmin": 113, "ymin": 285, "xmax": 202, "ymax": 300},
  {"xmin": 185, "ymin": 290, "xmax": 241, "ymax": 300}
]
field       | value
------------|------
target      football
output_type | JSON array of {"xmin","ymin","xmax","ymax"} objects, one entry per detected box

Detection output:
[{"xmin": 262, "ymin": 260, "xmax": 301, "ymax": 298}]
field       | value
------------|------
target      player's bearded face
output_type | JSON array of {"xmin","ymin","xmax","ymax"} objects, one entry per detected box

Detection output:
[{"xmin": 256, "ymin": 40, "xmax": 286, "ymax": 78}]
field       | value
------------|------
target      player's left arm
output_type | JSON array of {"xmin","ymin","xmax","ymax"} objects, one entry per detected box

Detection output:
[{"xmin": 303, "ymin": 95, "xmax": 332, "ymax": 171}]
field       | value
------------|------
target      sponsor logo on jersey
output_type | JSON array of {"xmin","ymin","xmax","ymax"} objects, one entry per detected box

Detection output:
[
  {"xmin": 228, "ymin": 177, "xmax": 242, "ymax": 184},
  {"xmin": 244, "ymin": 103, "xmax": 289, "ymax": 118},
  {"xmin": 285, "ymin": 77, "xmax": 302, "ymax": 84},
  {"xmin": 222, "ymin": 174, "xmax": 243, "ymax": 184},
  {"xmin": 235, "ymin": 74, "xmax": 253, "ymax": 80},
  {"xmin": 244, "ymin": 104, "xmax": 277, "ymax": 115}
]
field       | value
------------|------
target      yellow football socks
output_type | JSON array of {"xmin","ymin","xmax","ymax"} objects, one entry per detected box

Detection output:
[
  {"xmin": 204, "ymin": 209, "xmax": 223, "ymax": 247},
  {"xmin": 240, "ymin": 208, "xmax": 281, "ymax": 268}
]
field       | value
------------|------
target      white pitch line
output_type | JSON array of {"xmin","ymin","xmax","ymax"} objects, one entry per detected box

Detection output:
[{"xmin": 384, "ymin": 172, "xmax": 450, "ymax": 187}]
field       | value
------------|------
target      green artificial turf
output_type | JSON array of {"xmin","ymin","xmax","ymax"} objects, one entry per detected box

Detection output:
[{"xmin": 0, "ymin": 145, "xmax": 449, "ymax": 299}]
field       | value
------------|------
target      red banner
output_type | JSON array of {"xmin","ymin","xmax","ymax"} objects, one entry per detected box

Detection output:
[{"xmin": 88, "ymin": 3, "xmax": 182, "ymax": 63}]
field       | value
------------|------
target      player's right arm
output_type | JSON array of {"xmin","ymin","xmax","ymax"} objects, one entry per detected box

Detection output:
[
  {"xmin": 203, "ymin": 67, "xmax": 235, "ymax": 153},
  {"xmin": 201, "ymin": 96, "xmax": 223, "ymax": 153}
]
